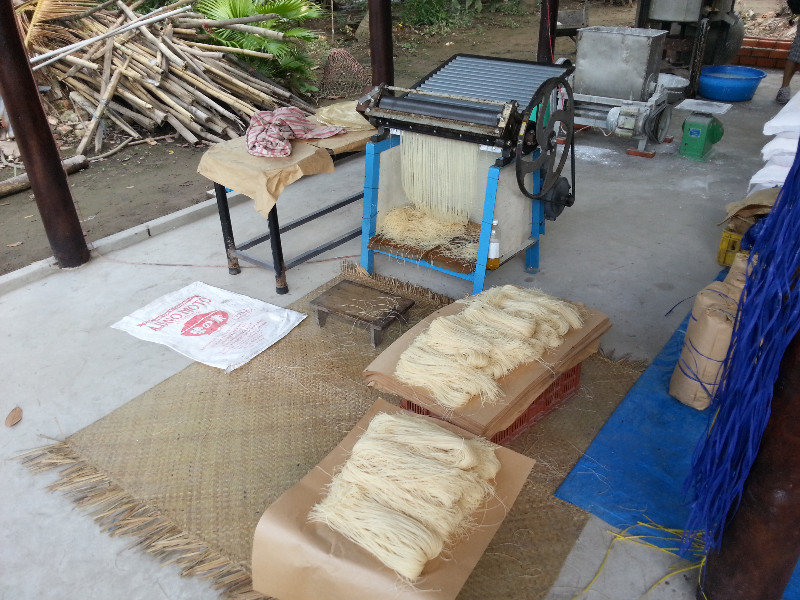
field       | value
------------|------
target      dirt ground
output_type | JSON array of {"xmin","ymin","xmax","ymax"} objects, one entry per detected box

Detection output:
[{"xmin": 0, "ymin": 0, "xmax": 787, "ymax": 275}]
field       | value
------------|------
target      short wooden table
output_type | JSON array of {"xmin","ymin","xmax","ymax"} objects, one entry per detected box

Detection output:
[
  {"xmin": 310, "ymin": 280, "xmax": 415, "ymax": 347},
  {"xmin": 197, "ymin": 128, "xmax": 375, "ymax": 295}
]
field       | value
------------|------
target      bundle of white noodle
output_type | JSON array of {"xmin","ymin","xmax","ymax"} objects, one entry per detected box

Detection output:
[
  {"xmin": 308, "ymin": 411, "xmax": 499, "ymax": 579},
  {"xmin": 395, "ymin": 285, "xmax": 583, "ymax": 408}
]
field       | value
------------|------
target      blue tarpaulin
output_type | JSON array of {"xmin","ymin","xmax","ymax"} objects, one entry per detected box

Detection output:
[{"xmin": 555, "ymin": 308, "xmax": 800, "ymax": 598}]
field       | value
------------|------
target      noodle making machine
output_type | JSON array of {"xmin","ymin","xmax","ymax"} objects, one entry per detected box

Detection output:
[{"xmin": 356, "ymin": 54, "xmax": 577, "ymax": 294}]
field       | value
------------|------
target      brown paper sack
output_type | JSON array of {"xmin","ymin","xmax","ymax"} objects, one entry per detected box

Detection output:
[
  {"xmin": 251, "ymin": 398, "xmax": 535, "ymax": 600},
  {"xmin": 670, "ymin": 304, "xmax": 736, "ymax": 410},
  {"xmin": 691, "ymin": 281, "xmax": 741, "ymax": 323},
  {"xmin": 723, "ymin": 251, "xmax": 751, "ymax": 292}
]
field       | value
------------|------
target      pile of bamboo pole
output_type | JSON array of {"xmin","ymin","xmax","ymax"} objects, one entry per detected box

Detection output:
[{"xmin": 27, "ymin": 0, "xmax": 316, "ymax": 154}]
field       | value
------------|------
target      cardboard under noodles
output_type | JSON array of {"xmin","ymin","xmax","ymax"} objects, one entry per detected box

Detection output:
[
  {"xmin": 251, "ymin": 398, "xmax": 535, "ymax": 600},
  {"xmin": 362, "ymin": 301, "xmax": 611, "ymax": 438}
]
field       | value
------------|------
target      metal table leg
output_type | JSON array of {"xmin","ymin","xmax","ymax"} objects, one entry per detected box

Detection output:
[
  {"xmin": 267, "ymin": 204, "xmax": 288, "ymax": 295},
  {"xmin": 214, "ymin": 183, "xmax": 241, "ymax": 275}
]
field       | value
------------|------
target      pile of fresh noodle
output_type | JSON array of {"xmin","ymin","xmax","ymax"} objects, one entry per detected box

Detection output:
[
  {"xmin": 308, "ymin": 411, "xmax": 499, "ymax": 579},
  {"xmin": 395, "ymin": 285, "xmax": 583, "ymax": 408}
]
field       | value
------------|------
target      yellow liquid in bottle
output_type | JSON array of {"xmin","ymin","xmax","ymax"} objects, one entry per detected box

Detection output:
[{"xmin": 486, "ymin": 257, "xmax": 500, "ymax": 270}]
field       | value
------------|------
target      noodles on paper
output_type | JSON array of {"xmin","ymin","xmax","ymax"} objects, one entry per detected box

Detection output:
[
  {"xmin": 308, "ymin": 411, "xmax": 499, "ymax": 580},
  {"xmin": 395, "ymin": 285, "xmax": 583, "ymax": 408}
]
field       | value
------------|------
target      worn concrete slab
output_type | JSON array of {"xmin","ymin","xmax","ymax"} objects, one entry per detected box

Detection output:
[{"xmin": 0, "ymin": 72, "xmax": 786, "ymax": 600}]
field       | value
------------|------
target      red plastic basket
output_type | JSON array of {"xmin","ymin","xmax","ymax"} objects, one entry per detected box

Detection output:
[{"xmin": 399, "ymin": 363, "xmax": 583, "ymax": 446}]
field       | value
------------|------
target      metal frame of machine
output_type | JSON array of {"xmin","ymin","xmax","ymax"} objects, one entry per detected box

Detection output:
[
  {"xmin": 356, "ymin": 54, "xmax": 576, "ymax": 294},
  {"xmin": 360, "ymin": 135, "xmax": 546, "ymax": 295}
]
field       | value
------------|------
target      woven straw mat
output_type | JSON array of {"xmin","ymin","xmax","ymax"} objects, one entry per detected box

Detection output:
[{"xmin": 21, "ymin": 265, "xmax": 643, "ymax": 600}]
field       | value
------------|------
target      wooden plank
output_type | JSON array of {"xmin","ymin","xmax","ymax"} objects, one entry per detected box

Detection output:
[{"xmin": 310, "ymin": 280, "xmax": 414, "ymax": 347}]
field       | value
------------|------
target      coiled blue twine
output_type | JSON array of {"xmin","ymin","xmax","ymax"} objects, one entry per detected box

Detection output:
[{"xmin": 682, "ymin": 137, "xmax": 800, "ymax": 556}]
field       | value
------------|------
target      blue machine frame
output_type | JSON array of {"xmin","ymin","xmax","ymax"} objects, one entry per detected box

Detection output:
[{"xmin": 360, "ymin": 134, "xmax": 545, "ymax": 294}]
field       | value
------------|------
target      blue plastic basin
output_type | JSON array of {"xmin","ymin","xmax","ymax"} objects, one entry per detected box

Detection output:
[{"xmin": 699, "ymin": 65, "xmax": 767, "ymax": 102}]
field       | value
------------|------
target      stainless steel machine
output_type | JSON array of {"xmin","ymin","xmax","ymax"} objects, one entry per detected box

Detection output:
[{"xmin": 572, "ymin": 26, "xmax": 673, "ymax": 156}]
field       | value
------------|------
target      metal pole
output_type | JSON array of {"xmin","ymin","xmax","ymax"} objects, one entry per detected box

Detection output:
[
  {"xmin": 536, "ymin": 0, "xmax": 559, "ymax": 64},
  {"xmin": 700, "ymin": 331, "xmax": 800, "ymax": 600},
  {"xmin": 368, "ymin": 0, "xmax": 393, "ymax": 86},
  {"xmin": 0, "ymin": 0, "xmax": 90, "ymax": 268}
]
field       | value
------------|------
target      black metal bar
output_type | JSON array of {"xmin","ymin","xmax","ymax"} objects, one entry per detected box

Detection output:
[
  {"xmin": 635, "ymin": 0, "xmax": 652, "ymax": 28},
  {"xmin": 368, "ymin": 0, "xmax": 393, "ymax": 86},
  {"xmin": 231, "ymin": 250, "xmax": 273, "ymax": 270},
  {"xmin": 0, "ymin": 1, "xmax": 90, "ymax": 269},
  {"xmin": 537, "ymin": 0, "xmax": 559, "ymax": 64},
  {"xmin": 213, "ymin": 183, "xmax": 241, "ymax": 274},
  {"xmin": 237, "ymin": 192, "xmax": 364, "ymax": 251},
  {"xmin": 267, "ymin": 205, "xmax": 288, "ymax": 294},
  {"xmin": 284, "ymin": 228, "xmax": 362, "ymax": 270}
]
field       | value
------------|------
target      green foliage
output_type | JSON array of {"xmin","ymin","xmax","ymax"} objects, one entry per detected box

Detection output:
[
  {"xmin": 401, "ymin": 0, "xmax": 448, "ymax": 26},
  {"xmin": 402, "ymin": 0, "xmax": 486, "ymax": 27},
  {"xmin": 194, "ymin": 0, "xmax": 324, "ymax": 94}
]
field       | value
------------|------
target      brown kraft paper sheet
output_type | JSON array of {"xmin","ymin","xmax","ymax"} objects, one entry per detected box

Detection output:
[
  {"xmin": 251, "ymin": 398, "xmax": 535, "ymax": 600},
  {"xmin": 362, "ymin": 301, "xmax": 611, "ymax": 435},
  {"xmin": 197, "ymin": 137, "xmax": 335, "ymax": 218}
]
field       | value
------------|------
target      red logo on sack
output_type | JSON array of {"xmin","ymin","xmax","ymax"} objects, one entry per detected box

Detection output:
[{"xmin": 180, "ymin": 310, "xmax": 229, "ymax": 336}]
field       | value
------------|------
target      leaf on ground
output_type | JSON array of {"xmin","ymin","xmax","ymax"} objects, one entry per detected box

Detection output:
[
  {"xmin": 5, "ymin": 406, "xmax": 22, "ymax": 427},
  {"xmin": 6, "ymin": 242, "xmax": 22, "ymax": 248}
]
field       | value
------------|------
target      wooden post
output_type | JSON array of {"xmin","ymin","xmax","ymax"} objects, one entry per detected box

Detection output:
[
  {"xmin": 537, "ymin": 0, "xmax": 559, "ymax": 64},
  {"xmin": 0, "ymin": 0, "xmax": 90, "ymax": 268},
  {"xmin": 368, "ymin": 0, "xmax": 393, "ymax": 86},
  {"xmin": 635, "ymin": 0, "xmax": 652, "ymax": 29},
  {"xmin": 700, "ymin": 331, "xmax": 800, "ymax": 600}
]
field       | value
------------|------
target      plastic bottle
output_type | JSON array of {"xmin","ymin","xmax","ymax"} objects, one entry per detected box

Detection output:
[{"xmin": 487, "ymin": 220, "xmax": 500, "ymax": 270}]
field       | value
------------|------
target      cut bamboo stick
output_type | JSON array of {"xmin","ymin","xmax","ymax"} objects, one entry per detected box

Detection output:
[
  {"xmin": 200, "ymin": 22, "xmax": 284, "ymax": 40},
  {"xmin": 61, "ymin": 54, "xmax": 100, "ymax": 70},
  {"xmin": 182, "ymin": 41, "xmax": 274, "ymax": 61},
  {"xmin": 70, "ymin": 91, "xmax": 141, "ymax": 139},
  {"xmin": 0, "ymin": 155, "xmax": 89, "ymax": 199},
  {"xmin": 116, "ymin": 1, "xmax": 186, "ymax": 68},
  {"xmin": 76, "ymin": 56, "xmax": 131, "ymax": 155},
  {"xmin": 165, "ymin": 113, "xmax": 199, "ymax": 144},
  {"xmin": 175, "ymin": 14, "xmax": 279, "ymax": 28}
]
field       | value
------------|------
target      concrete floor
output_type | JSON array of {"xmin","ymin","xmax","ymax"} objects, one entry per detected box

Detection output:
[{"xmin": 0, "ymin": 71, "xmax": 785, "ymax": 600}]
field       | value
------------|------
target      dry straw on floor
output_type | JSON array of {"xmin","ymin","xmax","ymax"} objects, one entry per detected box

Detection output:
[{"xmin": 19, "ymin": 264, "xmax": 642, "ymax": 600}]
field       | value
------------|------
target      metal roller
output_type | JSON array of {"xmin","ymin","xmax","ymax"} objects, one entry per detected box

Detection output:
[{"xmin": 377, "ymin": 96, "xmax": 501, "ymax": 127}]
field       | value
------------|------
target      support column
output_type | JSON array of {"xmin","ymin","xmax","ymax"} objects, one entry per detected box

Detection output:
[
  {"xmin": 536, "ymin": 0, "xmax": 559, "ymax": 64},
  {"xmin": 0, "ymin": 0, "xmax": 89, "ymax": 268},
  {"xmin": 700, "ymin": 331, "xmax": 800, "ymax": 600},
  {"xmin": 368, "ymin": 0, "xmax": 393, "ymax": 86},
  {"xmin": 635, "ymin": 0, "xmax": 652, "ymax": 29}
]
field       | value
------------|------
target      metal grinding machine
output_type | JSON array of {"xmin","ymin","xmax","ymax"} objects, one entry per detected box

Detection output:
[
  {"xmin": 572, "ymin": 26, "xmax": 673, "ymax": 157},
  {"xmin": 356, "ymin": 54, "xmax": 576, "ymax": 294}
]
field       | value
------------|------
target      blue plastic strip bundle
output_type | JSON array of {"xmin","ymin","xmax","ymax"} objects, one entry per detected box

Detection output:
[{"xmin": 682, "ymin": 138, "xmax": 800, "ymax": 556}]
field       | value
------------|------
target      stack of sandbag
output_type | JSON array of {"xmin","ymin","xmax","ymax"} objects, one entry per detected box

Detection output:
[
  {"xmin": 669, "ymin": 253, "xmax": 749, "ymax": 410},
  {"xmin": 750, "ymin": 93, "xmax": 800, "ymax": 194}
]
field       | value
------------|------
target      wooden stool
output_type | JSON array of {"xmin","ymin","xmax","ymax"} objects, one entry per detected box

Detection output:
[{"xmin": 310, "ymin": 280, "xmax": 414, "ymax": 347}]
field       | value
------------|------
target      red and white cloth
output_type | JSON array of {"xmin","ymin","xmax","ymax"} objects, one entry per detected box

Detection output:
[{"xmin": 245, "ymin": 107, "xmax": 345, "ymax": 158}]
